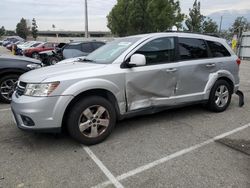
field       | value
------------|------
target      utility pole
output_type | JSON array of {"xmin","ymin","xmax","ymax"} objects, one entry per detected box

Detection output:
[
  {"xmin": 219, "ymin": 16, "xmax": 223, "ymax": 34},
  {"xmin": 84, "ymin": 0, "xmax": 89, "ymax": 38}
]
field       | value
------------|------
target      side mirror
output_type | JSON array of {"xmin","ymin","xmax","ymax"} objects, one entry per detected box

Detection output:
[{"xmin": 128, "ymin": 54, "xmax": 146, "ymax": 67}]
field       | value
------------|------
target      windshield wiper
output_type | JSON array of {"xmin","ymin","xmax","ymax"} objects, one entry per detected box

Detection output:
[{"xmin": 77, "ymin": 57, "xmax": 95, "ymax": 62}]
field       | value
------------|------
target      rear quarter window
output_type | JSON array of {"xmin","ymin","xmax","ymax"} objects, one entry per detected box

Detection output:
[{"xmin": 207, "ymin": 41, "xmax": 231, "ymax": 57}]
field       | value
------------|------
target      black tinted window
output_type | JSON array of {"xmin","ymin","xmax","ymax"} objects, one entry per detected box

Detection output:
[
  {"xmin": 136, "ymin": 37, "xmax": 175, "ymax": 65},
  {"xmin": 82, "ymin": 43, "xmax": 93, "ymax": 53},
  {"xmin": 64, "ymin": 44, "xmax": 82, "ymax": 50},
  {"xmin": 92, "ymin": 42, "xmax": 105, "ymax": 50},
  {"xmin": 207, "ymin": 41, "xmax": 231, "ymax": 57},
  {"xmin": 179, "ymin": 38, "xmax": 208, "ymax": 60}
]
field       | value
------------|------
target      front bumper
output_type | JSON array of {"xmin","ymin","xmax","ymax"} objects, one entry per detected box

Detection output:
[{"xmin": 11, "ymin": 92, "xmax": 73, "ymax": 132}]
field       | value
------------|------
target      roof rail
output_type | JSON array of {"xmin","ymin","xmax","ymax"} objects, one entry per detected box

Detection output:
[{"xmin": 164, "ymin": 30, "xmax": 221, "ymax": 38}]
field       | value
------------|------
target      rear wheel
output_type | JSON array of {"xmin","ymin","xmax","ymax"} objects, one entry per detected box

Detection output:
[
  {"xmin": 0, "ymin": 74, "xmax": 19, "ymax": 103},
  {"xmin": 208, "ymin": 80, "xmax": 232, "ymax": 112},
  {"xmin": 67, "ymin": 96, "xmax": 116, "ymax": 145}
]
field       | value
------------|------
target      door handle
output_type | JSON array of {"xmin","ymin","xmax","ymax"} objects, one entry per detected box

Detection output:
[
  {"xmin": 206, "ymin": 63, "xmax": 216, "ymax": 68},
  {"xmin": 166, "ymin": 68, "xmax": 177, "ymax": 73}
]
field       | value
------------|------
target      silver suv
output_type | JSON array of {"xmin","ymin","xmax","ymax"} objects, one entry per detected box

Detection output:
[{"xmin": 11, "ymin": 32, "xmax": 241, "ymax": 145}]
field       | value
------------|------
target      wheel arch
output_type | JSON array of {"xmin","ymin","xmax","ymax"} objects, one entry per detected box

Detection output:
[
  {"xmin": 205, "ymin": 70, "xmax": 236, "ymax": 99},
  {"xmin": 61, "ymin": 88, "xmax": 121, "ymax": 132}
]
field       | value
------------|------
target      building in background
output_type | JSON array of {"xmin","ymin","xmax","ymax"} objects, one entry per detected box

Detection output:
[{"xmin": 239, "ymin": 31, "xmax": 250, "ymax": 60}]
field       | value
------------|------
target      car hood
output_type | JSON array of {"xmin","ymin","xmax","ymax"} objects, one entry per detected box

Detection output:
[
  {"xmin": 19, "ymin": 62, "xmax": 106, "ymax": 83},
  {"xmin": 0, "ymin": 55, "xmax": 41, "ymax": 64}
]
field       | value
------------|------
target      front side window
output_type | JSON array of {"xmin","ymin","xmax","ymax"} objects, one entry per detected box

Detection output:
[
  {"xmin": 207, "ymin": 41, "xmax": 231, "ymax": 57},
  {"xmin": 136, "ymin": 37, "xmax": 175, "ymax": 65},
  {"xmin": 179, "ymin": 38, "xmax": 208, "ymax": 60}
]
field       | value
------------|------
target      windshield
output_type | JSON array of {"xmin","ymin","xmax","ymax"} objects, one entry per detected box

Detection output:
[{"xmin": 86, "ymin": 37, "xmax": 141, "ymax": 64}]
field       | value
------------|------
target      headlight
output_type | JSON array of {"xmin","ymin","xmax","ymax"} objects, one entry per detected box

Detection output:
[
  {"xmin": 24, "ymin": 82, "xmax": 60, "ymax": 96},
  {"xmin": 27, "ymin": 64, "xmax": 42, "ymax": 70}
]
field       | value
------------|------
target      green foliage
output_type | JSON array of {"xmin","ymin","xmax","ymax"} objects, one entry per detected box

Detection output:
[
  {"xmin": 31, "ymin": 18, "xmax": 38, "ymax": 40},
  {"xmin": 0, "ymin": 26, "xmax": 5, "ymax": 37},
  {"xmin": 147, "ymin": 0, "xmax": 184, "ymax": 32},
  {"xmin": 16, "ymin": 18, "xmax": 29, "ymax": 39},
  {"xmin": 5, "ymin": 30, "xmax": 16, "ymax": 36},
  {"xmin": 202, "ymin": 17, "xmax": 218, "ymax": 33},
  {"xmin": 107, "ymin": 0, "xmax": 184, "ymax": 36},
  {"xmin": 185, "ymin": 0, "xmax": 205, "ymax": 32},
  {"xmin": 230, "ymin": 17, "xmax": 250, "ymax": 37},
  {"xmin": 185, "ymin": 0, "xmax": 218, "ymax": 34}
]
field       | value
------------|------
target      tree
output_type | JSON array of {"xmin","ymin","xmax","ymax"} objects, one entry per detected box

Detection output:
[
  {"xmin": 202, "ymin": 17, "xmax": 218, "ymax": 33},
  {"xmin": 185, "ymin": 0, "xmax": 205, "ymax": 32},
  {"xmin": 31, "ymin": 18, "xmax": 38, "ymax": 40},
  {"xmin": 16, "ymin": 18, "xmax": 29, "ymax": 39},
  {"xmin": 107, "ymin": 0, "xmax": 184, "ymax": 36},
  {"xmin": 147, "ymin": 0, "xmax": 184, "ymax": 32},
  {"xmin": 128, "ymin": 0, "xmax": 151, "ymax": 34},
  {"xmin": 107, "ymin": 0, "xmax": 131, "ymax": 36},
  {"xmin": 0, "ymin": 26, "xmax": 5, "ymax": 37},
  {"xmin": 230, "ymin": 17, "xmax": 250, "ymax": 38}
]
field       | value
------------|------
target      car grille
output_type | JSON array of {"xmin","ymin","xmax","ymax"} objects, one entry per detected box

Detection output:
[{"xmin": 16, "ymin": 81, "xmax": 26, "ymax": 96}]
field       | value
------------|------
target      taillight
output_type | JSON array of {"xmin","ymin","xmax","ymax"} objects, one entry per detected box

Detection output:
[{"xmin": 236, "ymin": 58, "xmax": 241, "ymax": 66}]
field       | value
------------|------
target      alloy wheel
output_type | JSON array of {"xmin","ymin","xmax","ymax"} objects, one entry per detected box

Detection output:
[
  {"xmin": 215, "ymin": 85, "xmax": 229, "ymax": 108},
  {"xmin": 0, "ymin": 78, "xmax": 18, "ymax": 101},
  {"xmin": 78, "ymin": 105, "xmax": 110, "ymax": 138}
]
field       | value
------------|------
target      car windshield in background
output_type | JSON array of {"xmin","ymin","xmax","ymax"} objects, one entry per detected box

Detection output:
[{"xmin": 86, "ymin": 37, "xmax": 141, "ymax": 64}]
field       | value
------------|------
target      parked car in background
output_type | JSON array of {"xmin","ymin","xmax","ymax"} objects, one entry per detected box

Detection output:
[
  {"xmin": 38, "ymin": 43, "xmax": 66, "ymax": 65},
  {"xmin": 11, "ymin": 32, "xmax": 242, "ymax": 145},
  {"xmin": 62, "ymin": 41, "xmax": 105, "ymax": 59},
  {"xmin": 17, "ymin": 41, "xmax": 44, "ymax": 55},
  {"xmin": 2, "ymin": 36, "xmax": 24, "ymax": 47},
  {"xmin": 6, "ymin": 41, "xmax": 24, "ymax": 51},
  {"xmin": 23, "ymin": 42, "xmax": 58, "ymax": 58},
  {"xmin": 0, "ymin": 55, "xmax": 42, "ymax": 103}
]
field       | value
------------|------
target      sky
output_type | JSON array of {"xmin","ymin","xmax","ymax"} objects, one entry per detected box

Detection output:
[{"xmin": 0, "ymin": 0, "xmax": 250, "ymax": 31}]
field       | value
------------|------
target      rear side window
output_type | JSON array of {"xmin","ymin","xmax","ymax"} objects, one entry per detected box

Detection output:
[
  {"xmin": 207, "ymin": 41, "xmax": 231, "ymax": 57},
  {"xmin": 64, "ymin": 44, "xmax": 82, "ymax": 51},
  {"xmin": 136, "ymin": 37, "xmax": 175, "ymax": 65},
  {"xmin": 178, "ymin": 38, "xmax": 208, "ymax": 60},
  {"xmin": 81, "ymin": 43, "xmax": 93, "ymax": 53}
]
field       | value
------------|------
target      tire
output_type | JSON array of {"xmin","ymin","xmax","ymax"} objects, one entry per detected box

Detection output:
[
  {"xmin": 207, "ymin": 80, "xmax": 232, "ymax": 112},
  {"xmin": 0, "ymin": 74, "xmax": 19, "ymax": 103},
  {"xmin": 32, "ymin": 52, "xmax": 39, "ymax": 59},
  {"xmin": 48, "ymin": 57, "xmax": 60, "ymax": 65},
  {"xmin": 67, "ymin": 96, "xmax": 116, "ymax": 145}
]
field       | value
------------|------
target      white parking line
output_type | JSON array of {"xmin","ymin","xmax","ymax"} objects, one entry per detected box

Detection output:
[
  {"xmin": 0, "ymin": 108, "xmax": 11, "ymax": 112},
  {"xmin": 93, "ymin": 123, "xmax": 250, "ymax": 188},
  {"xmin": 84, "ymin": 147, "xmax": 124, "ymax": 188}
]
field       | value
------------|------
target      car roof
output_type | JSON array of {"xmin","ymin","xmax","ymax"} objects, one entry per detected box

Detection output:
[{"xmin": 124, "ymin": 32, "xmax": 225, "ymax": 43}]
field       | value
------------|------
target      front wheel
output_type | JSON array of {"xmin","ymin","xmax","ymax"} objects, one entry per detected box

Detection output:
[
  {"xmin": 67, "ymin": 96, "xmax": 116, "ymax": 145},
  {"xmin": 207, "ymin": 80, "xmax": 232, "ymax": 112},
  {"xmin": 0, "ymin": 74, "xmax": 19, "ymax": 103}
]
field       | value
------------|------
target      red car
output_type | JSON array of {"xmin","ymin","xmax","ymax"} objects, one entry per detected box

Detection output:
[{"xmin": 24, "ymin": 42, "xmax": 58, "ymax": 58}]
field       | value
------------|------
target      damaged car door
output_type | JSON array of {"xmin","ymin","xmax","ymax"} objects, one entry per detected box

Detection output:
[{"xmin": 125, "ymin": 37, "xmax": 178, "ymax": 111}]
